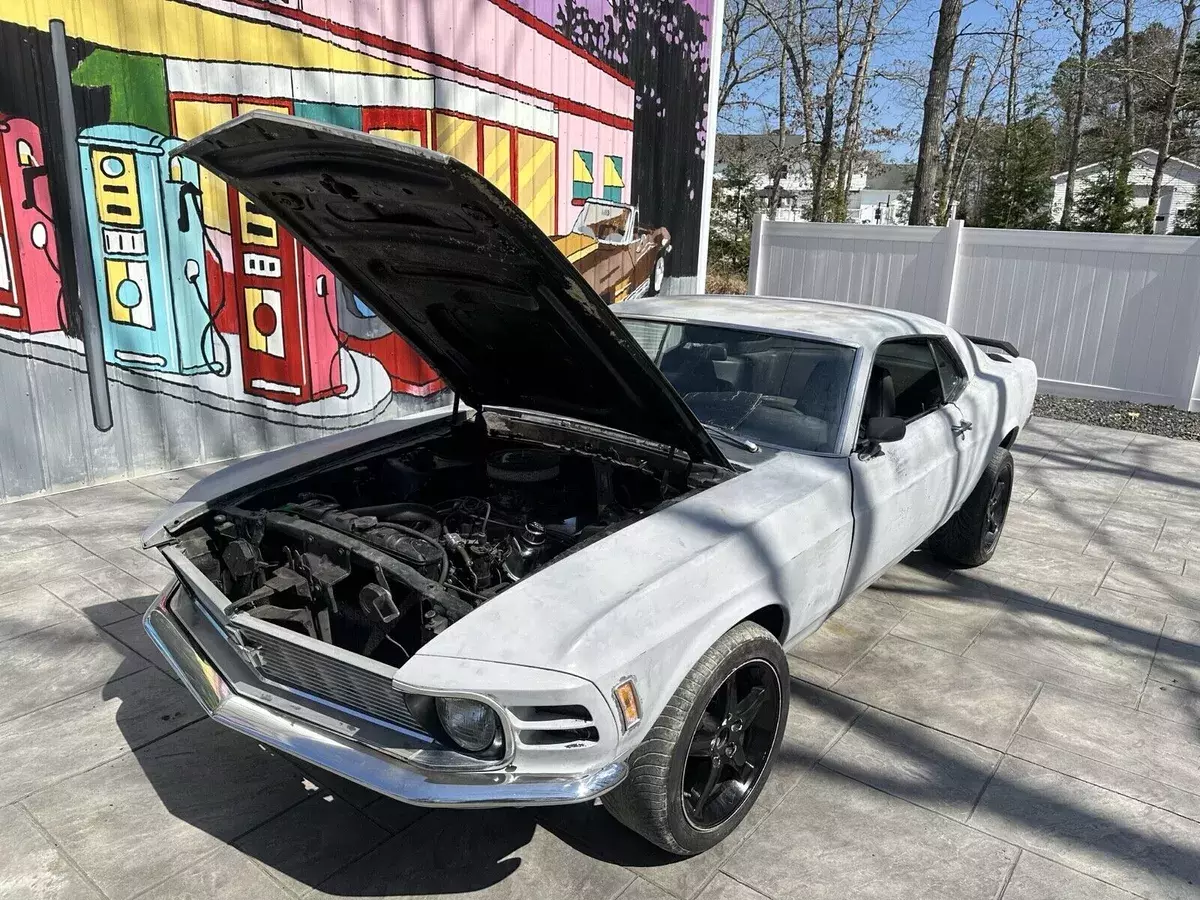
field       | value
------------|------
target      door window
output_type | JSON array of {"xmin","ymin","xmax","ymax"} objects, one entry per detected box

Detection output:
[
  {"xmin": 930, "ymin": 339, "xmax": 967, "ymax": 401},
  {"xmin": 872, "ymin": 338, "xmax": 946, "ymax": 422}
]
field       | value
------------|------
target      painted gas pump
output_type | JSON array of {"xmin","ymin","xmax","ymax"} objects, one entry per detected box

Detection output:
[
  {"xmin": 0, "ymin": 115, "xmax": 62, "ymax": 334},
  {"xmin": 223, "ymin": 101, "xmax": 345, "ymax": 405},
  {"xmin": 226, "ymin": 179, "xmax": 344, "ymax": 404},
  {"xmin": 336, "ymin": 105, "xmax": 443, "ymax": 397},
  {"xmin": 78, "ymin": 125, "xmax": 217, "ymax": 374}
]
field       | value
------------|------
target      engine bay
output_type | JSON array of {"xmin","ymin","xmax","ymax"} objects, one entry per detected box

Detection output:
[{"xmin": 177, "ymin": 420, "xmax": 710, "ymax": 667}]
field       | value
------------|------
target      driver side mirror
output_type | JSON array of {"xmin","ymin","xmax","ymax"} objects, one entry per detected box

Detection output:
[
  {"xmin": 858, "ymin": 416, "xmax": 906, "ymax": 459},
  {"xmin": 866, "ymin": 416, "xmax": 906, "ymax": 443}
]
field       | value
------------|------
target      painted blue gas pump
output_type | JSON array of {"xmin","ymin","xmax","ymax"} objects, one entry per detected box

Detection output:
[{"xmin": 78, "ymin": 124, "xmax": 216, "ymax": 375}]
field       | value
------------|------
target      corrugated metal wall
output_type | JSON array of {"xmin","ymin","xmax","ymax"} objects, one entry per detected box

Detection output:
[
  {"xmin": 0, "ymin": 0, "xmax": 719, "ymax": 501},
  {"xmin": 750, "ymin": 218, "xmax": 1200, "ymax": 411}
]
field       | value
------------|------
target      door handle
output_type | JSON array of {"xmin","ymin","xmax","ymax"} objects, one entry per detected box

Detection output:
[{"xmin": 951, "ymin": 419, "xmax": 973, "ymax": 438}]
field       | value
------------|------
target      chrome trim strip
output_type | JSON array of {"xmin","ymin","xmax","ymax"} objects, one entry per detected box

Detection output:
[{"xmin": 143, "ymin": 587, "xmax": 626, "ymax": 808}]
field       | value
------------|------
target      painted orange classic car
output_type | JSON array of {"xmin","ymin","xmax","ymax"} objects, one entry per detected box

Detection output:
[{"xmin": 552, "ymin": 198, "xmax": 671, "ymax": 304}]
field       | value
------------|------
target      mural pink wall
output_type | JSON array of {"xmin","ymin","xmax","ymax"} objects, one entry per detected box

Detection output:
[{"xmin": 0, "ymin": 0, "xmax": 715, "ymax": 500}]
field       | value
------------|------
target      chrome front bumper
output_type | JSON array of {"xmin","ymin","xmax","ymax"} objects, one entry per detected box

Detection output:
[{"xmin": 143, "ymin": 588, "xmax": 626, "ymax": 807}]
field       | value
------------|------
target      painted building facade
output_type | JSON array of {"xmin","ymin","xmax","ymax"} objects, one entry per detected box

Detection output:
[{"xmin": 0, "ymin": 0, "xmax": 719, "ymax": 500}]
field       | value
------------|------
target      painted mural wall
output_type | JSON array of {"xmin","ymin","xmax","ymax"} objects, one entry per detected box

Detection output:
[{"xmin": 0, "ymin": 0, "xmax": 718, "ymax": 501}]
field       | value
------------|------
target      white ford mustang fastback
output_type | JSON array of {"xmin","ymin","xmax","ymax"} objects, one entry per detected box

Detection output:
[{"xmin": 142, "ymin": 112, "xmax": 1038, "ymax": 855}]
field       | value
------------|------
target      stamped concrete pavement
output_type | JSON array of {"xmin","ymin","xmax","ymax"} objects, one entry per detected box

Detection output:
[{"xmin": 1, "ymin": 418, "xmax": 1199, "ymax": 900}]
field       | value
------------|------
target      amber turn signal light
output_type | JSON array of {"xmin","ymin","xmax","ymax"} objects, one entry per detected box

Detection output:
[{"xmin": 613, "ymin": 678, "xmax": 641, "ymax": 731}]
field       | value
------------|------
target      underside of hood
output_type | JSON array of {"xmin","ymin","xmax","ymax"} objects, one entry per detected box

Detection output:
[{"xmin": 174, "ymin": 111, "xmax": 725, "ymax": 468}]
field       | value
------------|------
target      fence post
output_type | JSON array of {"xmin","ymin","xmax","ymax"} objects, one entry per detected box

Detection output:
[
  {"xmin": 746, "ymin": 213, "xmax": 768, "ymax": 295},
  {"xmin": 1181, "ymin": 243, "xmax": 1200, "ymax": 412},
  {"xmin": 938, "ymin": 218, "xmax": 965, "ymax": 326}
]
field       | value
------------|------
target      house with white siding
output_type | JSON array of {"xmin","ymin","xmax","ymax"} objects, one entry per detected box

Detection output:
[{"xmin": 1051, "ymin": 149, "xmax": 1200, "ymax": 233}]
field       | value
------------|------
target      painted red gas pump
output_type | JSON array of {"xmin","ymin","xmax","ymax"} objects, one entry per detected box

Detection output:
[
  {"xmin": 0, "ymin": 115, "xmax": 62, "ymax": 334},
  {"xmin": 225, "ymin": 100, "xmax": 342, "ymax": 404},
  {"xmin": 345, "ymin": 106, "xmax": 444, "ymax": 397}
]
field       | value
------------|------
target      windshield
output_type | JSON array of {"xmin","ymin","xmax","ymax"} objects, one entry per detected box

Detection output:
[
  {"xmin": 622, "ymin": 319, "xmax": 855, "ymax": 454},
  {"xmin": 570, "ymin": 201, "xmax": 632, "ymax": 242}
]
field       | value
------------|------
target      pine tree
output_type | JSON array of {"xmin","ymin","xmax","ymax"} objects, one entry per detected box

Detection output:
[
  {"xmin": 1173, "ymin": 191, "xmax": 1200, "ymax": 234},
  {"xmin": 978, "ymin": 116, "xmax": 1055, "ymax": 229},
  {"xmin": 1074, "ymin": 154, "xmax": 1138, "ymax": 232},
  {"xmin": 708, "ymin": 158, "xmax": 758, "ymax": 278}
]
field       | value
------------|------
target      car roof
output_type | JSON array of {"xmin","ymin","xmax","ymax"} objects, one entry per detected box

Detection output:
[{"xmin": 614, "ymin": 294, "xmax": 953, "ymax": 351}]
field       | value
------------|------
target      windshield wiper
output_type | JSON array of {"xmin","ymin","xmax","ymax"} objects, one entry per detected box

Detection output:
[{"xmin": 702, "ymin": 424, "xmax": 760, "ymax": 454}]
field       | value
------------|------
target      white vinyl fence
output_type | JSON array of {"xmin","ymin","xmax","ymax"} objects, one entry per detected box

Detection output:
[{"xmin": 746, "ymin": 217, "xmax": 1200, "ymax": 411}]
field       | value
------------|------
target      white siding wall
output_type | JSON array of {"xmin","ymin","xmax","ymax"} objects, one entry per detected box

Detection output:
[{"xmin": 748, "ymin": 217, "xmax": 1200, "ymax": 410}]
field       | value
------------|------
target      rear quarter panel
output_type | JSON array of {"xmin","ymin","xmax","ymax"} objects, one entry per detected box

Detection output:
[{"xmin": 946, "ymin": 332, "xmax": 1038, "ymax": 505}]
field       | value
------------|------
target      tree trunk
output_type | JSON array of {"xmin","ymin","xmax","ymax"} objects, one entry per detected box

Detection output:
[
  {"xmin": 911, "ymin": 0, "xmax": 965, "ymax": 225},
  {"xmin": 836, "ymin": 0, "xmax": 885, "ymax": 218},
  {"xmin": 1001, "ymin": 0, "xmax": 1024, "ymax": 227},
  {"xmin": 1002, "ymin": 0, "xmax": 1023, "ymax": 173},
  {"xmin": 948, "ymin": 38, "xmax": 1008, "ymax": 217},
  {"xmin": 1144, "ymin": 0, "xmax": 1197, "ymax": 233},
  {"xmin": 938, "ymin": 57, "xmax": 976, "ymax": 223},
  {"xmin": 1122, "ymin": 0, "xmax": 1136, "ymax": 152},
  {"xmin": 1060, "ymin": 0, "xmax": 1093, "ymax": 229},
  {"xmin": 811, "ymin": 0, "xmax": 853, "ymax": 222},
  {"xmin": 766, "ymin": 44, "xmax": 788, "ymax": 220}
]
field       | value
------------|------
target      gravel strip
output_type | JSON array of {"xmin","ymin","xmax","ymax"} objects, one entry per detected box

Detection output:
[{"xmin": 1034, "ymin": 394, "xmax": 1200, "ymax": 441}]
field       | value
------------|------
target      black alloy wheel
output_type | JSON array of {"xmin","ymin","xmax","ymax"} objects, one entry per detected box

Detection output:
[
  {"xmin": 681, "ymin": 659, "xmax": 781, "ymax": 830},
  {"xmin": 983, "ymin": 469, "xmax": 1012, "ymax": 552}
]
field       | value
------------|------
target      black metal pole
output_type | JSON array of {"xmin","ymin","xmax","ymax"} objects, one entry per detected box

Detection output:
[{"xmin": 49, "ymin": 18, "xmax": 112, "ymax": 432}]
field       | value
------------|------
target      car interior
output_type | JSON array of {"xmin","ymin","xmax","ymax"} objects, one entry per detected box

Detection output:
[
  {"xmin": 858, "ymin": 337, "xmax": 965, "ymax": 438},
  {"xmin": 652, "ymin": 325, "xmax": 855, "ymax": 453}
]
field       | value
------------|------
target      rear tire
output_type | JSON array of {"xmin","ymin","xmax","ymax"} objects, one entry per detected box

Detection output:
[
  {"xmin": 930, "ymin": 446, "xmax": 1014, "ymax": 567},
  {"xmin": 601, "ymin": 621, "xmax": 788, "ymax": 855}
]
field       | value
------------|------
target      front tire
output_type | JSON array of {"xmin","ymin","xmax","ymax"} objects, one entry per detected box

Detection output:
[
  {"xmin": 602, "ymin": 621, "xmax": 788, "ymax": 855},
  {"xmin": 930, "ymin": 446, "xmax": 1014, "ymax": 567}
]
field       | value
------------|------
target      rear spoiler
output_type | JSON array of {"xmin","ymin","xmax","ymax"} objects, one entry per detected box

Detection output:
[{"xmin": 965, "ymin": 335, "xmax": 1019, "ymax": 358}]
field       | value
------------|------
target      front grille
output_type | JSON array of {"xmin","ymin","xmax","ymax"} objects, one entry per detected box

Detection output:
[{"xmin": 240, "ymin": 627, "xmax": 426, "ymax": 735}]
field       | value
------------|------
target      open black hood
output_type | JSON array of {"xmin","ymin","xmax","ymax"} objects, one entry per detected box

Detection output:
[{"xmin": 175, "ymin": 112, "xmax": 726, "ymax": 468}]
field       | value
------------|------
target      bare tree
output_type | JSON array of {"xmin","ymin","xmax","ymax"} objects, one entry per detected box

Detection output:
[
  {"xmin": 910, "ymin": 0, "xmax": 965, "ymax": 225},
  {"xmin": 835, "ymin": 0, "xmax": 909, "ymax": 217},
  {"xmin": 1122, "ymin": 0, "xmax": 1136, "ymax": 151},
  {"xmin": 810, "ymin": 0, "xmax": 858, "ymax": 221},
  {"xmin": 1002, "ymin": 0, "xmax": 1026, "ymax": 226},
  {"xmin": 937, "ymin": 55, "xmax": 976, "ymax": 222},
  {"xmin": 718, "ymin": 0, "xmax": 778, "ymax": 121},
  {"xmin": 1143, "ymin": 0, "xmax": 1197, "ymax": 232},
  {"xmin": 1056, "ymin": 0, "xmax": 1096, "ymax": 228},
  {"xmin": 946, "ymin": 38, "xmax": 1010, "ymax": 217},
  {"xmin": 766, "ymin": 34, "xmax": 791, "ymax": 218}
]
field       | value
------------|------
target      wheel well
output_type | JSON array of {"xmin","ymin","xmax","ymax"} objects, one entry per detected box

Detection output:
[
  {"xmin": 742, "ymin": 605, "xmax": 788, "ymax": 642},
  {"xmin": 1000, "ymin": 427, "xmax": 1019, "ymax": 449}
]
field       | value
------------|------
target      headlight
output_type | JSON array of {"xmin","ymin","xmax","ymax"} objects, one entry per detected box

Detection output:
[{"xmin": 435, "ymin": 696, "xmax": 500, "ymax": 753}]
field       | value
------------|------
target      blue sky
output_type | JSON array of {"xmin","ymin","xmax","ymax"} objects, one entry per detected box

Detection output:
[{"xmin": 723, "ymin": 0, "xmax": 1180, "ymax": 161}]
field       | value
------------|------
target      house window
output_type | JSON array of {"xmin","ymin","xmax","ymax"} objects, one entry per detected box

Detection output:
[
  {"xmin": 573, "ymin": 150, "xmax": 594, "ymax": 204},
  {"xmin": 603, "ymin": 155, "xmax": 624, "ymax": 201}
]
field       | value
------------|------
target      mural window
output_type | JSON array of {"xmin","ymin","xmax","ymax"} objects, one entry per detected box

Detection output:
[
  {"xmin": 603, "ymin": 155, "xmax": 624, "ymax": 202},
  {"xmin": 572, "ymin": 150, "xmax": 594, "ymax": 204},
  {"xmin": 516, "ymin": 132, "xmax": 557, "ymax": 234},
  {"xmin": 362, "ymin": 107, "xmax": 428, "ymax": 148},
  {"xmin": 435, "ymin": 113, "xmax": 478, "ymax": 171}
]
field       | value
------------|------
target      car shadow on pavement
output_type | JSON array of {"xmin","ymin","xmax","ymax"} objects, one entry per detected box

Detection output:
[
  {"xmin": 100, "ymin": 541, "xmax": 1200, "ymax": 899},
  {"xmin": 102, "ymin": 621, "xmax": 538, "ymax": 897}
]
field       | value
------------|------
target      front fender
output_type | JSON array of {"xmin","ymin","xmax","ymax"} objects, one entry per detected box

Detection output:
[
  {"xmin": 419, "ymin": 453, "xmax": 853, "ymax": 756},
  {"xmin": 588, "ymin": 511, "xmax": 851, "ymax": 757}
]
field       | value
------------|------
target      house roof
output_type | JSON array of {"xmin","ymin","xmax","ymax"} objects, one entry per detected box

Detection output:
[
  {"xmin": 1051, "ymin": 149, "xmax": 1200, "ymax": 182},
  {"xmin": 863, "ymin": 163, "xmax": 917, "ymax": 190}
]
